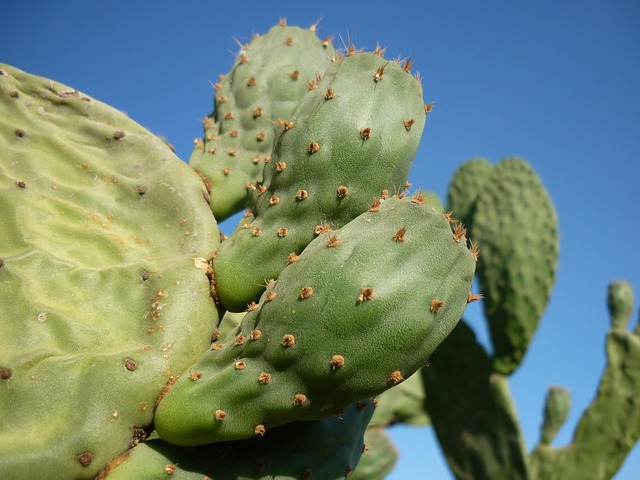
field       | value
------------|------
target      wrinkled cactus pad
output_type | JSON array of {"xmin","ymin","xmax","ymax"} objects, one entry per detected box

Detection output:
[
  {"xmin": 155, "ymin": 195, "xmax": 476, "ymax": 446},
  {"xmin": 0, "ymin": 64, "xmax": 219, "ymax": 479}
]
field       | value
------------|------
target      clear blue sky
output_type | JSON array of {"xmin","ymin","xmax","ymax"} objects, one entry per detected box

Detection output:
[{"xmin": 3, "ymin": 1, "xmax": 639, "ymax": 478}]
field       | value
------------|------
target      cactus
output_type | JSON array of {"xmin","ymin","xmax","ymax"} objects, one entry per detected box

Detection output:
[
  {"xmin": 468, "ymin": 157, "xmax": 559, "ymax": 375},
  {"xmin": 190, "ymin": 21, "xmax": 336, "ymax": 222},
  {"xmin": 414, "ymin": 158, "xmax": 640, "ymax": 480},
  {"xmin": 350, "ymin": 427, "xmax": 399, "ymax": 480},
  {"xmin": 154, "ymin": 196, "xmax": 476, "ymax": 445},
  {"xmin": 0, "ymin": 64, "xmax": 219, "ymax": 479},
  {"xmin": 608, "ymin": 280, "xmax": 635, "ymax": 331},
  {"xmin": 213, "ymin": 51, "xmax": 426, "ymax": 312},
  {"xmin": 2, "ymin": 19, "xmax": 639, "ymax": 480},
  {"xmin": 99, "ymin": 400, "xmax": 375, "ymax": 479},
  {"xmin": 539, "ymin": 386, "xmax": 571, "ymax": 446}
]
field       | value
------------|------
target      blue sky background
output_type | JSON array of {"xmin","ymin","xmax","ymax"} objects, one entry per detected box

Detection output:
[{"xmin": 2, "ymin": 1, "xmax": 639, "ymax": 478}]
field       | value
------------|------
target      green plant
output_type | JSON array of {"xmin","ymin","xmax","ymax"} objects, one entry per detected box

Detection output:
[{"xmin": 1, "ymin": 19, "xmax": 638, "ymax": 480}]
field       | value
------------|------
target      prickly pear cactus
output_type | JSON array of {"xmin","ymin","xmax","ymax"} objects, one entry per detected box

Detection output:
[
  {"xmin": 539, "ymin": 386, "xmax": 571, "ymax": 446},
  {"xmin": 529, "ymin": 281, "xmax": 640, "ymax": 480},
  {"xmin": 100, "ymin": 400, "xmax": 375, "ymax": 480},
  {"xmin": 154, "ymin": 195, "xmax": 476, "ymax": 445},
  {"xmin": 471, "ymin": 157, "xmax": 559, "ymax": 375},
  {"xmin": 190, "ymin": 21, "xmax": 336, "ymax": 222},
  {"xmin": 213, "ymin": 51, "xmax": 427, "ymax": 312},
  {"xmin": 350, "ymin": 427, "xmax": 399, "ymax": 480},
  {"xmin": 446, "ymin": 157, "xmax": 492, "ymax": 233},
  {"xmin": 608, "ymin": 280, "xmax": 635, "ymax": 331},
  {"xmin": 0, "ymin": 64, "xmax": 219, "ymax": 479},
  {"xmin": 422, "ymin": 320, "xmax": 530, "ymax": 480}
]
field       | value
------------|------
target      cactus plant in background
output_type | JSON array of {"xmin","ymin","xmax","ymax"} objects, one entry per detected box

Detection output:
[
  {"xmin": 1, "ymin": 18, "xmax": 639, "ymax": 480},
  {"xmin": 416, "ymin": 160, "xmax": 640, "ymax": 480}
]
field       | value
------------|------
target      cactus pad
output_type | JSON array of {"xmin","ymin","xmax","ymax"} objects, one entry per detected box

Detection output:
[
  {"xmin": 189, "ymin": 23, "xmax": 336, "ymax": 221},
  {"xmin": 472, "ymin": 157, "xmax": 559, "ymax": 375},
  {"xmin": 99, "ymin": 400, "xmax": 373, "ymax": 479},
  {"xmin": 0, "ymin": 64, "xmax": 219, "ymax": 479},
  {"xmin": 214, "ymin": 51, "xmax": 427, "ymax": 312},
  {"xmin": 154, "ymin": 195, "xmax": 475, "ymax": 445}
]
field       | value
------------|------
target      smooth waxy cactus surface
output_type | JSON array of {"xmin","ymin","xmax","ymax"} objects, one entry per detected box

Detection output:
[
  {"xmin": 213, "ymin": 51, "xmax": 427, "ymax": 312},
  {"xmin": 154, "ymin": 195, "xmax": 476, "ymax": 445},
  {"xmin": 190, "ymin": 23, "xmax": 336, "ymax": 221},
  {"xmin": 0, "ymin": 64, "xmax": 219, "ymax": 479}
]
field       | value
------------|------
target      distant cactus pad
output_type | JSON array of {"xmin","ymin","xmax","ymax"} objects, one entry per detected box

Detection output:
[
  {"xmin": 607, "ymin": 280, "xmax": 635, "ymax": 330},
  {"xmin": 100, "ymin": 400, "xmax": 374, "ymax": 480},
  {"xmin": 0, "ymin": 65, "xmax": 219, "ymax": 478},
  {"xmin": 190, "ymin": 23, "xmax": 336, "ymax": 221},
  {"xmin": 214, "ymin": 52, "xmax": 427, "ymax": 312},
  {"xmin": 473, "ymin": 158, "xmax": 559, "ymax": 375},
  {"xmin": 154, "ymin": 196, "xmax": 475, "ymax": 445},
  {"xmin": 446, "ymin": 157, "xmax": 492, "ymax": 233}
]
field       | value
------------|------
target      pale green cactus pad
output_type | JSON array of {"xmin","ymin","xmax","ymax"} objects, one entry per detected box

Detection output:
[{"xmin": 0, "ymin": 64, "xmax": 219, "ymax": 479}]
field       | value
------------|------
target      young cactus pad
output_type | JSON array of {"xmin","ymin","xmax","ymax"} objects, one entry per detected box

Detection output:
[
  {"xmin": 154, "ymin": 195, "xmax": 476, "ymax": 446},
  {"xmin": 214, "ymin": 51, "xmax": 427, "ymax": 312},
  {"xmin": 0, "ymin": 65, "xmax": 219, "ymax": 479},
  {"xmin": 189, "ymin": 22, "xmax": 336, "ymax": 221}
]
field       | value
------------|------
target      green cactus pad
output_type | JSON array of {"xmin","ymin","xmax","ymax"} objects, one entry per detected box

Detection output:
[
  {"xmin": 0, "ymin": 64, "xmax": 219, "ymax": 479},
  {"xmin": 529, "ymin": 324, "xmax": 640, "ymax": 479},
  {"xmin": 607, "ymin": 280, "xmax": 635, "ymax": 330},
  {"xmin": 540, "ymin": 386, "xmax": 571, "ymax": 445},
  {"xmin": 445, "ymin": 157, "xmax": 492, "ymax": 234},
  {"xmin": 350, "ymin": 427, "xmax": 398, "ymax": 480},
  {"xmin": 370, "ymin": 372, "xmax": 429, "ymax": 427},
  {"xmin": 472, "ymin": 157, "xmax": 559, "ymax": 375},
  {"xmin": 155, "ymin": 195, "xmax": 475, "ymax": 445},
  {"xmin": 214, "ymin": 52, "xmax": 427, "ymax": 312},
  {"xmin": 422, "ymin": 320, "xmax": 529, "ymax": 480},
  {"xmin": 99, "ymin": 400, "xmax": 373, "ymax": 480},
  {"xmin": 190, "ymin": 23, "xmax": 336, "ymax": 222}
]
